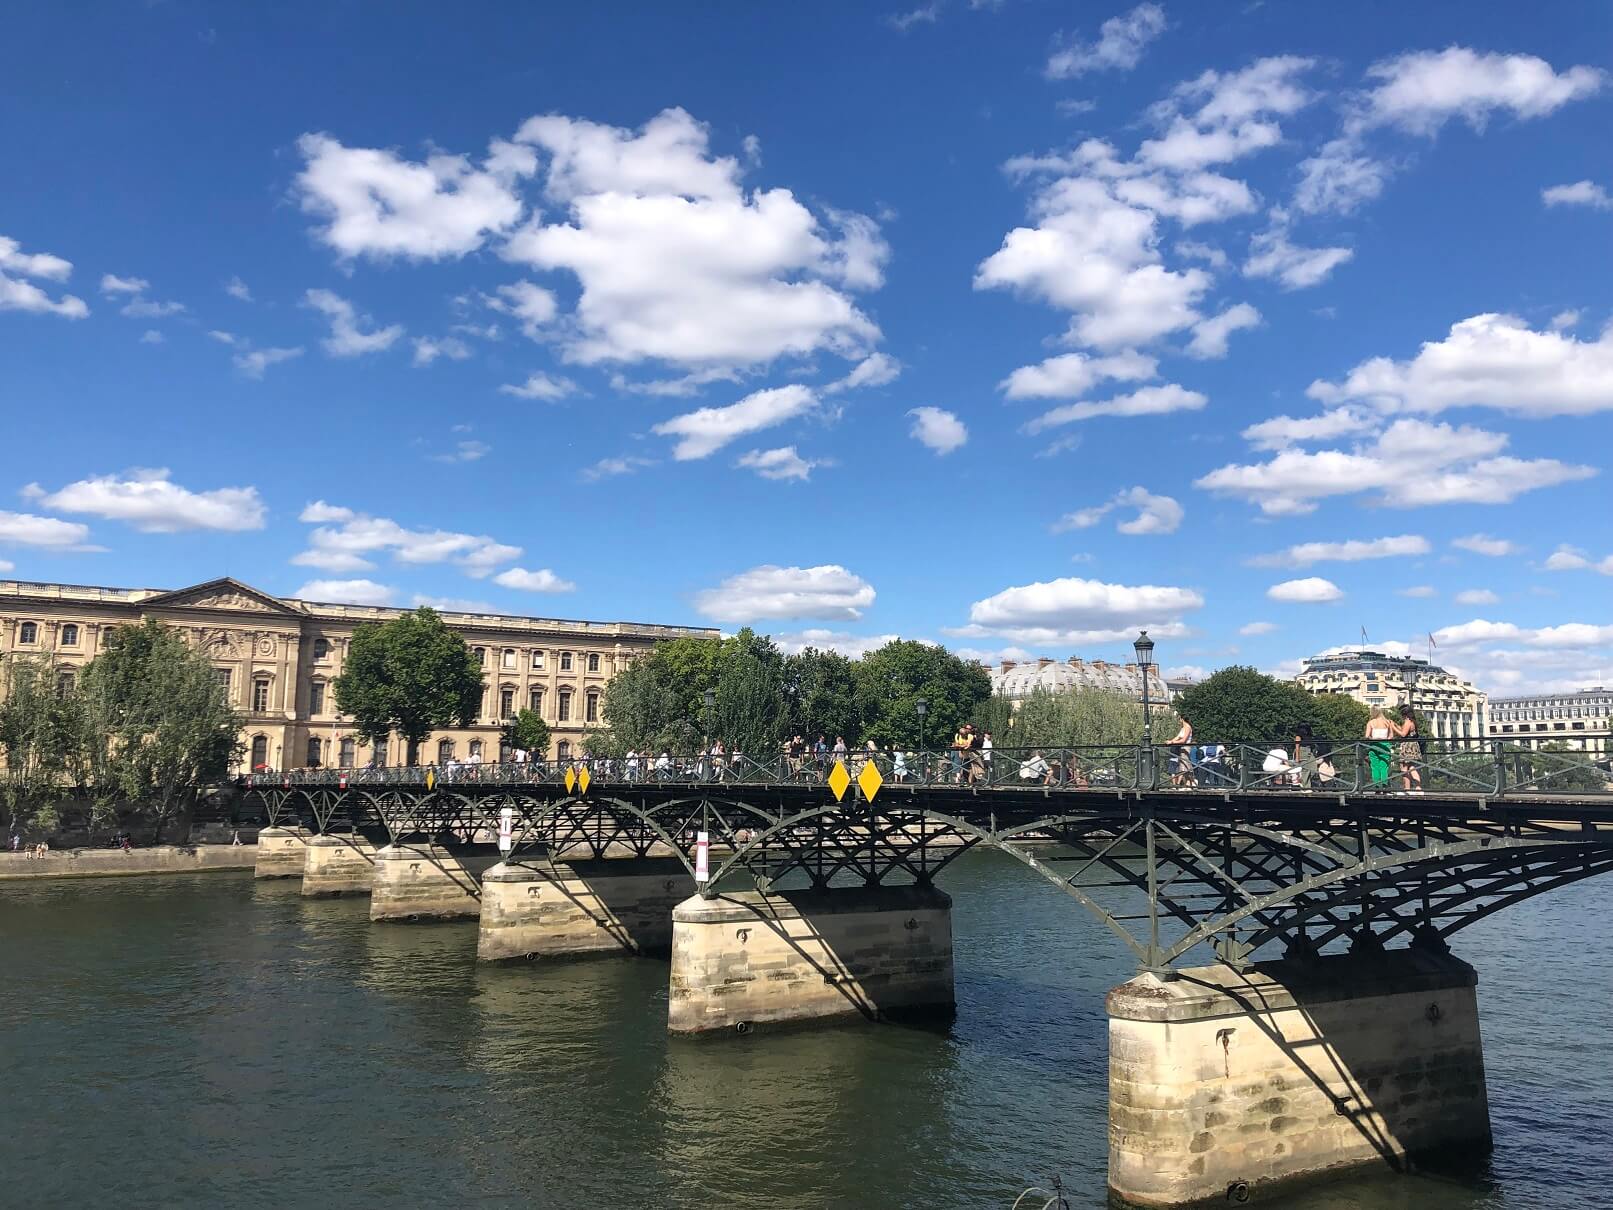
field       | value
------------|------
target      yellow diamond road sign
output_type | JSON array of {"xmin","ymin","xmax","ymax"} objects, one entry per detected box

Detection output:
[
  {"xmin": 577, "ymin": 765, "xmax": 591, "ymax": 795},
  {"xmin": 564, "ymin": 766, "xmax": 577, "ymax": 794},
  {"xmin": 857, "ymin": 759, "xmax": 884, "ymax": 802},
  {"xmin": 827, "ymin": 759, "xmax": 851, "ymax": 801},
  {"xmin": 425, "ymin": 769, "xmax": 436, "ymax": 791}
]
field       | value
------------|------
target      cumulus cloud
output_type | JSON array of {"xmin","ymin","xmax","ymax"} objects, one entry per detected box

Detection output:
[
  {"xmin": 292, "ymin": 505, "xmax": 522, "ymax": 579},
  {"xmin": 412, "ymin": 335, "xmax": 471, "ymax": 367},
  {"xmin": 907, "ymin": 406, "xmax": 968, "ymax": 455},
  {"xmin": 1358, "ymin": 47, "xmax": 1604, "ymax": 136},
  {"xmin": 224, "ymin": 276, "xmax": 252, "ymax": 302},
  {"xmin": 491, "ymin": 567, "xmax": 577, "ymax": 593},
  {"xmin": 99, "ymin": 274, "xmax": 148, "ymax": 295},
  {"xmin": 0, "ymin": 510, "xmax": 95, "ymax": 549},
  {"xmin": 1239, "ymin": 621, "xmax": 1278, "ymax": 636},
  {"xmin": 823, "ymin": 352, "xmax": 901, "ymax": 395},
  {"xmin": 1398, "ymin": 585, "xmax": 1438, "ymax": 598},
  {"xmin": 1025, "ymin": 383, "xmax": 1205, "ymax": 433},
  {"xmin": 304, "ymin": 288, "xmax": 404, "ymax": 356},
  {"xmin": 1249, "ymin": 534, "xmax": 1429, "ymax": 568},
  {"xmin": 954, "ymin": 575, "xmax": 1203, "ymax": 645},
  {"xmin": 31, "ymin": 469, "xmax": 266, "ymax": 533},
  {"xmin": 293, "ymin": 579, "xmax": 396, "ymax": 606},
  {"xmin": 0, "ymin": 235, "xmax": 88, "ymax": 319},
  {"xmin": 1244, "ymin": 214, "xmax": 1352, "ymax": 289},
  {"xmin": 1543, "ymin": 544, "xmax": 1613, "ymax": 575},
  {"xmin": 1240, "ymin": 407, "xmax": 1373, "ymax": 451},
  {"xmin": 1045, "ymin": 3, "xmax": 1166, "ymax": 79},
  {"xmin": 693, "ymin": 564, "xmax": 876, "ymax": 623},
  {"xmin": 1055, "ymin": 486, "xmax": 1182, "ymax": 535},
  {"xmin": 482, "ymin": 281, "xmax": 558, "ymax": 338},
  {"xmin": 581, "ymin": 455, "xmax": 655, "ymax": 482},
  {"xmin": 772, "ymin": 629, "xmax": 903, "ymax": 658},
  {"xmin": 1197, "ymin": 416, "xmax": 1594, "ymax": 515},
  {"xmin": 1267, "ymin": 576, "xmax": 1343, "ymax": 603},
  {"xmin": 234, "ymin": 346, "xmax": 303, "ymax": 379},
  {"xmin": 1452, "ymin": 534, "xmax": 1519, "ymax": 557},
  {"xmin": 431, "ymin": 439, "xmax": 490, "ymax": 464},
  {"xmin": 499, "ymin": 372, "xmax": 578, "ymax": 401},
  {"xmin": 1186, "ymin": 302, "xmax": 1260, "ymax": 358},
  {"xmin": 737, "ymin": 446, "xmax": 823, "ymax": 481},
  {"xmin": 1454, "ymin": 588, "xmax": 1500, "ymax": 605},
  {"xmin": 1308, "ymin": 312, "xmax": 1613, "ymax": 418},
  {"xmin": 1543, "ymin": 180, "xmax": 1612, "ymax": 210},
  {"xmin": 998, "ymin": 349, "xmax": 1156, "ymax": 400},
  {"xmin": 653, "ymin": 384, "xmax": 817, "ymax": 460}
]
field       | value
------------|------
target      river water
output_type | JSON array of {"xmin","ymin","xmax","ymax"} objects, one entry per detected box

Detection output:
[{"xmin": 2, "ymin": 851, "xmax": 1610, "ymax": 1209}]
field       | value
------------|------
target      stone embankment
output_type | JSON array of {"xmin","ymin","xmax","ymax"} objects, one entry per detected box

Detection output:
[{"xmin": 0, "ymin": 844, "xmax": 259, "ymax": 880}]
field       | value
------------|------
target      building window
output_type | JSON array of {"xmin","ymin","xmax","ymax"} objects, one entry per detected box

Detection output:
[
  {"xmin": 473, "ymin": 646, "xmax": 486, "ymax": 666},
  {"xmin": 529, "ymin": 687, "xmax": 544, "ymax": 713},
  {"xmin": 252, "ymin": 679, "xmax": 271, "ymax": 713},
  {"xmin": 313, "ymin": 637, "xmax": 330, "ymax": 661},
  {"xmin": 585, "ymin": 691, "xmax": 599, "ymax": 723},
  {"xmin": 531, "ymin": 650, "xmax": 545, "ymax": 671},
  {"xmin": 560, "ymin": 652, "xmax": 573, "ymax": 672},
  {"xmin": 18, "ymin": 622, "xmax": 37, "ymax": 645},
  {"xmin": 215, "ymin": 668, "xmax": 232, "ymax": 701},
  {"xmin": 309, "ymin": 682, "xmax": 326, "ymax": 715},
  {"xmin": 558, "ymin": 689, "xmax": 572, "ymax": 722},
  {"xmin": 60, "ymin": 624, "xmax": 80, "ymax": 647},
  {"xmin": 370, "ymin": 737, "xmax": 387, "ymax": 766},
  {"xmin": 338, "ymin": 738, "xmax": 355, "ymax": 767},
  {"xmin": 557, "ymin": 740, "xmax": 571, "ymax": 760},
  {"xmin": 502, "ymin": 648, "xmax": 516, "ymax": 670},
  {"xmin": 469, "ymin": 740, "xmax": 483, "ymax": 763},
  {"xmin": 438, "ymin": 738, "xmax": 454, "ymax": 765},
  {"xmin": 500, "ymin": 687, "xmax": 515, "ymax": 718},
  {"xmin": 306, "ymin": 737, "xmax": 322, "ymax": 768},
  {"xmin": 587, "ymin": 652, "xmax": 600, "ymax": 673},
  {"xmin": 56, "ymin": 671, "xmax": 75, "ymax": 698},
  {"xmin": 250, "ymin": 735, "xmax": 269, "ymax": 771}
]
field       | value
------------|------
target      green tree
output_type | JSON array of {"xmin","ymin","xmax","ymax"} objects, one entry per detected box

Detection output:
[
  {"xmin": 501, "ymin": 709, "xmax": 550, "ymax": 759},
  {"xmin": 783, "ymin": 647, "xmax": 862, "ymax": 744},
  {"xmin": 1173, "ymin": 666, "xmax": 1319, "ymax": 743},
  {"xmin": 333, "ymin": 607, "xmax": 482, "ymax": 766},
  {"xmin": 712, "ymin": 628, "xmax": 787, "ymax": 757},
  {"xmin": 601, "ymin": 635, "xmax": 720, "ymax": 752},
  {"xmin": 853, "ymin": 640, "xmax": 991, "ymax": 749},
  {"xmin": 0, "ymin": 653, "xmax": 74, "ymax": 840},
  {"xmin": 78, "ymin": 620, "xmax": 241, "ymax": 843},
  {"xmin": 973, "ymin": 686, "xmax": 1176, "ymax": 750}
]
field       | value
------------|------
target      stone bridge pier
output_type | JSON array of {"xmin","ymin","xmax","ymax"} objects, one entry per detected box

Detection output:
[
  {"xmin": 301, "ymin": 832, "xmax": 378, "ymax": 897},
  {"xmin": 370, "ymin": 841, "xmax": 504, "ymax": 922},
  {"xmin": 253, "ymin": 825, "xmax": 310, "ymax": 879},
  {"xmin": 476, "ymin": 856, "xmax": 696, "ymax": 961},
  {"xmin": 667, "ymin": 885, "xmax": 956, "ymax": 1034},
  {"xmin": 1106, "ymin": 949, "xmax": 1491, "ymax": 1207}
]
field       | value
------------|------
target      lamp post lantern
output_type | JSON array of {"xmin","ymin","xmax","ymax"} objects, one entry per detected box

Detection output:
[
  {"xmin": 1134, "ymin": 631, "xmax": 1156, "ymax": 745},
  {"xmin": 914, "ymin": 697, "xmax": 928, "ymax": 753},
  {"xmin": 1403, "ymin": 660, "xmax": 1420, "ymax": 730}
]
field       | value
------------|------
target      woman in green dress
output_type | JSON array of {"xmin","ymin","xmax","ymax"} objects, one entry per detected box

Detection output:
[{"xmin": 1364, "ymin": 707, "xmax": 1395, "ymax": 787}]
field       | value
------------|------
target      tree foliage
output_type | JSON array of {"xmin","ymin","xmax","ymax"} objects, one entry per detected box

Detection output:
[
  {"xmin": 0, "ymin": 653, "xmax": 74, "ymax": 838},
  {"xmin": 972, "ymin": 686, "xmax": 1178, "ymax": 750},
  {"xmin": 501, "ymin": 708, "xmax": 550, "ymax": 757},
  {"xmin": 1173, "ymin": 666, "xmax": 1381, "ymax": 743},
  {"xmin": 853, "ymin": 640, "xmax": 992, "ymax": 749},
  {"xmin": 783, "ymin": 647, "xmax": 862, "ymax": 743},
  {"xmin": 334, "ymin": 607, "xmax": 482, "ymax": 764}
]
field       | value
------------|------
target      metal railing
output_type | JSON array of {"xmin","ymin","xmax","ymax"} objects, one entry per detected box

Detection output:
[{"xmin": 247, "ymin": 738, "xmax": 1612, "ymax": 798}]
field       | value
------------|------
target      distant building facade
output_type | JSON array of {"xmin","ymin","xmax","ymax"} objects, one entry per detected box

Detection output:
[
  {"xmin": 1296, "ymin": 648, "xmax": 1487, "ymax": 740},
  {"xmin": 0, "ymin": 577, "xmax": 717, "ymax": 772},
  {"xmin": 1488, "ymin": 688, "xmax": 1612, "ymax": 755},
  {"xmin": 989, "ymin": 656, "xmax": 1168, "ymax": 704}
]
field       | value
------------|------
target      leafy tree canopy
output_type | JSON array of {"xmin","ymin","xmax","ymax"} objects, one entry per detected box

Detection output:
[
  {"xmin": 973, "ymin": 686, "xmax": 1178, "ymax": 750},
  {"xmin": 501, "ymin": 708, "xmax": 550, "ymax": 757},
  {"xmin": 333, "ymin": 607, "xmax": 481, "ymax": 764},
  {"xmin": 853, "ymin": 640, "xmax": 992, "ymax": 749}
]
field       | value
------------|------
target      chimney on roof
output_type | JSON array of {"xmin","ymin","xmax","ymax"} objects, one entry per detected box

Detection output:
[
  {"xmin": 1037, "ymin": 657, "xmax": 1054, "ymax": 669},
  {"xmin": 1000, "ymin": 659, "xmax": 1016, "ymax": 672},
  {"xmin": 1068, "ymin": 657, "xmax": 1084, "ymax": 668}
]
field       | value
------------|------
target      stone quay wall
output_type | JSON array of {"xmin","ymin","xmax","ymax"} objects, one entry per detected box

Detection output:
[{"xmin": 0, "ymin": 844, "xmax": 257, "ymax": 881}]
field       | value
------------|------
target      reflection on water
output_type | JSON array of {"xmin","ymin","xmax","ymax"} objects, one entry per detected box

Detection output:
[{"xmin": 1, "ymin": 854, "xmax": 1610, "ymax": 1209}]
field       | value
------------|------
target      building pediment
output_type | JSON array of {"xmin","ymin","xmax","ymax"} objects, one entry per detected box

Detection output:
[{"xmin": 141, "ymin": 577, "xmax": 305, "ymax": 617}]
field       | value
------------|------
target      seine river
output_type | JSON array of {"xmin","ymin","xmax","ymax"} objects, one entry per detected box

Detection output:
[{"xmin": 3, "ymin": 852, "xmax": 1610, "ymax": 1209}]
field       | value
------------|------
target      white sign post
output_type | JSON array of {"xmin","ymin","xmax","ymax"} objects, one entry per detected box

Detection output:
[
  {"xmin": 694, "ymin": 830, "xmax": 710, "ymax": 884},
  {"xmin": 498, "ymin": 806, "xmax": 515, "ymax": 854}
]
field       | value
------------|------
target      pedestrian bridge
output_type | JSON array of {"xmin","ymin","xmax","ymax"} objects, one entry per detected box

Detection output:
[{"xmin": 238, "ymin": 739, "xmax": 1613, "ymax": 1207}]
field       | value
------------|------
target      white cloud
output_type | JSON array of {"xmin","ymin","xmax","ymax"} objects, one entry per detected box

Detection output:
[
  {"xmin": 234, "ymin": 346, "xmax": 303, "ymax": 378},
  {"xmin": 998, "ymin": 349, "xmax": 1156, "ymax": 400},
  {"xmin": 1308, "ymin": 312, "xmax": 1613, "ymax": 418},
  {"xmin": 888, "ymin": 4, "xmax": 941, "ymax": 33},
  {"xmin": 1046, "ymin": 3, "xmax": 1166, "ymax": 79},
  {"xmin": 907, "ymin": 406, "xmax": 968, "ymax": 455},
  {"xmin": 1239, "ymin": 621, "xmax": 1277, "ymax": 636},
  {"xmin": 1398, "ymin": 585, "xmax": 1438, "ymax": 598},
  {"xmin": 1550, "ymin": 310, "xmax": 1581, "ymax": 332},
  {"xmin": 1543, "ymin": 544, "xmax": 1613, "ymax": 575},
  {"xmin": 1452, "ymin": 534, "xmax": 1519, "ymax": 557},
  {"xmin": 499, "ymin": 372, "xmax": 578, "ymax": 401},
  {"xmin": 304, "ymin": 288, "xmax": 404, "ymax": 356},
  {"xmin": 295, "ymin": 131, "xmax": 535, "ymax": 261},
  {"xmin": 1293, "ymin": 137, "xmax": 1391, "ymax": 216},
  {"xmin": 1240, "ymin": 406, "xmax": 1372, "ymax": 451},
  {"xmin": 33, "ymin": 470, "xmax": 266, "ymax": 533},
  {"xmin": 1433, "ymin": 618, "xmax": 1613, "ymax": 651},
  {"xmin": 411, "ymin": 594, "xmax": 496, "ymax": 613},
  {"xmin": 958, "ymin": 575, "xmax": 1203, "ymax": 645},
  {"xmin": 293, "ymin": 506, "xmax": 522, "ymax": 579},
  {"xmin": 483, "ymin": 281, "xmax": 558, "ymax": 338},
  {"xmin": 1025, "ymin": 383, "xmax": 1205, "ymax": 432},
  {"xmin": 823, "ymin": 352, "xmax": 901, "ymax": 395},
  {"xmin": 224, "ymin": 276, "xmax": 252, "ymax": 301},
  {"xmin": 503, "ymin": 108, "xmax": 885, "ymax": 374},
  {"xmin": 1249, "ymin": 534, "xmax": 1429, "ymax": 568},
  {"xmin": 1267, "ymin": 577, "xmax": 1343, "ymax": 603},
  {"xmin": 139, "ymin": 330, "xmax": 164, "ymax": 345},
  {"xmin": 737, "ymin": 446, "xmax": 822, "ymax": 481},
  {"xmin": 431, "ymin": 439, "xmax": 491, "ymax": 464},
  {"xmin": 0, "ymin": 510, "xmax": 94, "ymax": 549},
  {"xmin": 581, "ymin": 455, "xmax": 655, "ymax": 482},
  {"xmin": 1454, "ymin": 588, "xmax": 1500, "ymax": 605},
  {"xmin": 1198, "ymin": 417, "xmax": 1595, "ymax": 515},
  {"xmin": 772, "ymin": 629, "xmax": 903, "ymax": 659},
  {"xmin": 293, "ymin": 579, "xmax": 396, "ymax": 606},
  {"xmin": 653, "ymin": 384, "xmax": 817, "ymax": 460},
  {"xmin": 1055, "ymin": 486, "xmax": 1182, "ymax": 535},
  {"xmin": 0, "ymin": 235, "xmax": 88, "ymax": 319},
  {"xmin": 1543, "ymin": 180, "xmax": 1612, "ymax": 210},
  {"xmin": 1186, "ymin": 302, "xmax": 1260, "ymax": 358},
  {"xmin": 1244, "ymin": 215, "xmax": 1352, "ymax": 289},
  {"xmin": 100, "ymin": 274, "xmax": 149, "ymax": 295},
  {"xmin": 694, "ymin": 564, "xmax": 876, "ymax": 624},
  {"xmin": 411, "ymin": 335, "xmax": 471, "ymax": 367},
  {"xmin": 491, "ymin": 567, "xmax": 577, "ymax": 593},
  {"xmin": 1359, "ymin": 48, "xmax": 1604, "ymax": 136},
  {"xmin": 121, "ymin": 297, "xmax": 185, "ymax": 319}
]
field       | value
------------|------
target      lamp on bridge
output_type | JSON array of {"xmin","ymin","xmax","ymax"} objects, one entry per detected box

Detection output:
[
  {"xmin": 1133, "ymin": 631, "xmax": 1155, "ymax": 746},
  {"xmin": 1403, "ymin": 660, "xmax": 1419, "ymax": 722},
  {"xmin": 703, "ymin": 688, "xmax": 716, "ymax": 751},
  {"xmin": 915, "ymin": 697, "xmax": 928, "ymax": 753}
]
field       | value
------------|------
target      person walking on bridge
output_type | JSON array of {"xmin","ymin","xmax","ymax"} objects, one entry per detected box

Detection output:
[
  {"xmin": 1365, "ymin": 707, "xmax": 1395, "ymax": 787},
  {"xmin": 1167, "ymin": 716, "xmax": 1193, "ymax": 787},
  {"xmin": 1395, "ymin": 711, "xmax": 1423, "ymax": 794}
]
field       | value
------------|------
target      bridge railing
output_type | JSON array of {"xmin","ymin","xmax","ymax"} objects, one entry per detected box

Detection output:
[{"xmin": 245, "ymin": 738, "xmax": 1612, "ymax": 798}]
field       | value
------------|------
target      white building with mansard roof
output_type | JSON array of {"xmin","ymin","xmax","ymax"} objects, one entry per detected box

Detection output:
[
  {"xmin": 989, "ymin": 655, "xmax": 1167, "ymax": 703},
  {"xmin": 0, "ymin": 576, "xmax": 716, "ymax": 772}
]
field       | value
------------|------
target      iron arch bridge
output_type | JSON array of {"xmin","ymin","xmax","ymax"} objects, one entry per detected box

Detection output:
[{"xmin": 244, "ymin": 739, "xmax": 1613, "ymax": 974}]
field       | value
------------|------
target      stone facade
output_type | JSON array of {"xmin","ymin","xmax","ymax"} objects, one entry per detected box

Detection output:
[
  {"xmin": 1296, "ymin": 649, "xmax": 1488, "ymax": 740},
  {"xmin": 476, "ymin": 858, "xmax": 695, "ymax": 960},
  {"xmin": 1489, "ymin": 687, "xmax": 1612, "ymax": 755},
  {"xmin": 1107, "ymin": 951, "xmax": 1490, "ymax": 1207},
  {"xmin": 667, "ymin": 885, "xmax": 955, "ymax": 1034},
  {"xmin": 990, "ymin": 656, "xmax": 1167, "ymax": 704},
  {"xmin": 0, "ymin": 575, "xmax": 717, "ymax": 771}
]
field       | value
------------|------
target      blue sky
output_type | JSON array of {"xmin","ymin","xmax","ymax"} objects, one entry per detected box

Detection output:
[{"xmin": 2, "ymin": 1, "xmax": 1611, "ymax": 696}]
